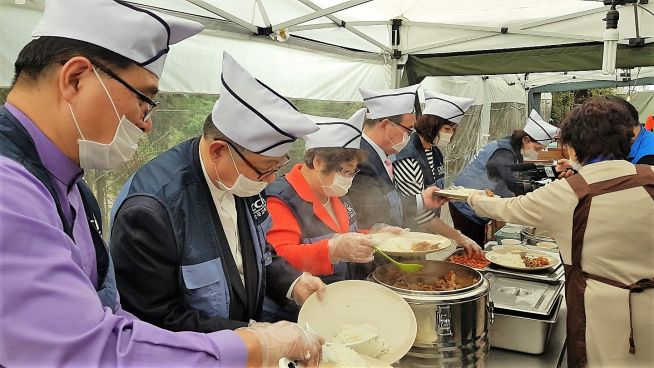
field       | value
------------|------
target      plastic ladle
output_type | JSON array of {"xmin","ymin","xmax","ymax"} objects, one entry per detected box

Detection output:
[{"xmin": 374, "ymin": 247, "xmax": 424, "ymax": 273}]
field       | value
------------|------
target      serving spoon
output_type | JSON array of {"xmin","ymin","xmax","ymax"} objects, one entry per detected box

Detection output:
[{"xmin": 374, "ymin": 247, "xmax": 424, "ymax": 273}]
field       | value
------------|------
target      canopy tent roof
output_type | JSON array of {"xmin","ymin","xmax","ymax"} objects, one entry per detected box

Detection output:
[
  {"xmin": 128, "ymin": 0, "xmax": 652, "ymax": 56},
  {"xmin": 1, "ymin": 0, "xmax": 653, "ymax": 102}
]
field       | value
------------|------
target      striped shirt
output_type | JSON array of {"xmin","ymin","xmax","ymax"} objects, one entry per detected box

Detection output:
[{"xmin": 393, "ymin": 150, "xmax": 438, "ymax": 225}]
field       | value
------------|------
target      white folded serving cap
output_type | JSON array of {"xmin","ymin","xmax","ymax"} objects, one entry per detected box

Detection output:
[
  {"xmin": 524, "ymin": 110, "xmax": 559, "ymax": 145},
  {"xmin": 422, "ymin": 90, "xmax": 475, "ymax": 124},
  {"xmin": 212, "ymin": 52, "xmax": 319, "ymax": 157},
  {"xmin": 31, "ymin": 0, "xmax": 204, "ymax": 78},
  {"xmin": 303, "ymin": 108, "xmax": 367, "ymax": 150},
  {"xmin": 359, "ymin": 84, "xmax": 420, "ymax": 120}
]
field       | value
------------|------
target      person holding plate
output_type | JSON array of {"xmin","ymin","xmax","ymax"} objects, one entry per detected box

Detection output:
[
  {"xmin": 467, "ymin": 98, "xmax": 654, "ymax": 368},
  {"xmin": 392, "ymin": 90, "xmax": 482, "ymax": 257},
  {"xmin": 263, "ymin": 109, "xmax": 409, "ymax": 322},
  {"xmin": 449, "ymin": 110, "xmax": 558, "ymax": 245}
]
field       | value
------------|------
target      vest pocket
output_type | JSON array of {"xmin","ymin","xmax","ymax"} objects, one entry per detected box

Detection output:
[{"xmin": 181, "ymin": 258, "xmax": 229, "ymax": 318}]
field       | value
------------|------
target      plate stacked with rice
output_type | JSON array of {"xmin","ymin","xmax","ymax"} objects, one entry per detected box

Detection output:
[{"xmin": 297, "ymin": 280, "xmax": 417, "ymax": 367}]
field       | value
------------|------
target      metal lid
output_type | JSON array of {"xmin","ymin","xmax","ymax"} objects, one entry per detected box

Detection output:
[{"xmin": 486, "ymin": 274, "xmax": 563, "ymax": 316}]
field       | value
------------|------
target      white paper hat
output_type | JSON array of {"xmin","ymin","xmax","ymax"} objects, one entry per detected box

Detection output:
[
  {"xmin": 304, "ymin": 108, "xmax": 366, "ymax": 150},
  {"xmin": 31, "ymin": 0, "xmax": 204, "ymax": 78},
  {"xmin": 423, "ymin": 90, "xmax": 475, "ymax": 124},
  {"xmin": 524, "ymin": 110, "xmax": 559, "ymax": 145},
  {"xmin": 359, "ymin": 84, "xmax": 420, "ymax": 119},
  {"xmin": 212, "ymin": 52, "xmax": 319, "ymax": 157}
]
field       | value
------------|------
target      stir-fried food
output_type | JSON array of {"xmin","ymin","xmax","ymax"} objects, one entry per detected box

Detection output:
[
  {"xmin": 410, "ymin": 241, "xmax": 439, "ymax": 251},
  {"xmin": 392, "ymin": 270, "xmax": 470, "ymax": 291},
  {"xmin": 524, "ymin": 256, "xmax": 550, "ymax": 268},
  {"xmin": 448, "ymin": 255, "xmax": 490, "ymax": 269}
]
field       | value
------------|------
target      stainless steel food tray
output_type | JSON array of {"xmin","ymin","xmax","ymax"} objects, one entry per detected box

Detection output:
[
  {"xmin": 451, "ymin": 245, "xmax": 565, "ymax": 284},
  {"xmin": 486, "ymin": 274, "xmax": 564, "ymax": 316}
]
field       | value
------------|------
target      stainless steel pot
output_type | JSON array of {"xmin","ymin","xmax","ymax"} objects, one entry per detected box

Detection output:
[{"xmin": 371, "ymin": 261, "xmax": 492, "ymax": 368}]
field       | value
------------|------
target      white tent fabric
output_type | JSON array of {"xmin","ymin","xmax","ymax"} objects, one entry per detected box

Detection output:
[
  {"xmin": 0, "ymin": 2, "xmax": 390, "ymax": 101},
  {"xmin": 2, "ymin": 0, "xmax": 652, "ymax": 102},
  {"xmin": 129, "ymin": 0, "xmax": 652, "ymax": 55}
]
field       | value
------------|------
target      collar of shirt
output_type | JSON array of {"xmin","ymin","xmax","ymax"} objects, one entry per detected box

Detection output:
[
  {"xmin": 285, "ymin": 163, "xmax": 347, "ymax": 232},
  {"xmin": 4, "ymin": 102, "xmax": 82, "ymax": 189},
  {"xmin": 199, "ymin": 144, "xmax": 232, "ymax": 203},
  {"xmin": 363, "ymin": 133, "xmax": 388, "ymax": 163}
]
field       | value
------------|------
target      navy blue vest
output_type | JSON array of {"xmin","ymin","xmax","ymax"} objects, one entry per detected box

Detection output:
[
  {"xmin": 395, "ymin": 133, "xmax": 445, "ymax": 228},
  {"xmin": 265, "ymin": 176, "xmax": 358, "ymax": 284},
  {"xmin": 261, "ymin": 175, "xmax": 358, "ymax": 322},
  {"xmin": 112, "ymin": 138, "xmax": 272, "ymax": 320},
  {"xmin": 396, "ymin": 133, "xmax": 446, "ymax": 189},
  {"xmin": 0, "ymin": 106, "xmax": 117, "ymax": 311}
]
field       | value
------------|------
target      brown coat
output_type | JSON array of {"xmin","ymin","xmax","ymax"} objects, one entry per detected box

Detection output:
[{"xmin": 470, "ymin": 160, "xmax": 654, "ymax": 367}]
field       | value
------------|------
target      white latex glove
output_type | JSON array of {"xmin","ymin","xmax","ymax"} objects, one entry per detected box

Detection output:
[
  {"xmin": 239, "ymin": 321, "xmax": 324, "ymax": 367},
  {"xmin": 422, "ymin": 186, "xmax": 449, "ymax": 210},
  {"xmin": 328, "ymin": 232, "xmax": 375, "ymax": 263},
  {"xmin": 291, "ymin": 272, "xmax": 326, "ymax": 305},
  {"xmin": 455, "ymin": 231, "xmax": 484, "ymax": 259},
  {"xmin": 369, "ymin": 223, "xmax": 407, "ymax": 235},
  {"xmin": 248, "ymin": 320, "xmax": 271, "ymax": 328},
  {"xmin": 555, "ymin": 159, "xmax": 575, "ymax": 179}
]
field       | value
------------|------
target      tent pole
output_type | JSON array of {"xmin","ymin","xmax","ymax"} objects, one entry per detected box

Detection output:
[{"xmin": 391, "ymin": 58, "xmax": 399, "ymax": 88}]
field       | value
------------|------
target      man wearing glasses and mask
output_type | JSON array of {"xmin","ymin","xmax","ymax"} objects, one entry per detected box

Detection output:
[
  {"xmin": 349, "ymin": 85, "xmax": 446, "ymax": 230},
  {"xmin": 110, "ymin": 52, "xmax": 328, "ymax": 339}
]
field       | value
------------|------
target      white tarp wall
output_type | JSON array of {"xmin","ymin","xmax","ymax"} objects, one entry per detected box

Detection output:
[{"xmin": 0, "ymin": 1, "xmax": 390, "ymax": 102}]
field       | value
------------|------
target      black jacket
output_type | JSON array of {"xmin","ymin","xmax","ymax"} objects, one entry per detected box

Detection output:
[{"xmin": 349, "ymin": 137, "xmax": 417, "ymax": 228}]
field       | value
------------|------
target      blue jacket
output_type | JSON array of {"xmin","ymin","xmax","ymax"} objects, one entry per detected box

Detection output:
[{"xmin": 629, "ymin": 127, "xmax": 654, "ymax": 164}]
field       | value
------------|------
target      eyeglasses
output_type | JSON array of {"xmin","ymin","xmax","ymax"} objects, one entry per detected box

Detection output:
[
  {"xmin": 336, "ymin": 167, "xmax": 360, "ymax": 178},
  {"xmin": 91, "ymin": 60, "xmax": 160, "ymax": 121},
  {"xmin": 223, "ymin": 140, "xmax": 291, "ymax": 180},
  {"xmin": 393, "ymin": 121, "xmax": 415, "ymax": 134}
]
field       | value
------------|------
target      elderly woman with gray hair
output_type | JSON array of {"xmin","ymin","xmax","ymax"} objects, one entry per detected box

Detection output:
[{"xmin": 467, "ymin": 97, "xmax": 654, "ymax": 368}]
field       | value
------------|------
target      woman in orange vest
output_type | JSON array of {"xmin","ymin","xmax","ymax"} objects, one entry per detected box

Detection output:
[{"xmin": 265, "ymin": 109, "xmax": 405, "ymax": 277}]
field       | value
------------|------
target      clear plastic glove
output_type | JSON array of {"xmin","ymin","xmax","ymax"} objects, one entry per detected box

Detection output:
[
  {"xmin": 328, "ymin": 232, "xmax": 375, "ymax": 263},
  {"xmin": 369, "ymin": 223, "xmax": 407, "ymax": 235},
  {"xmin": 422, "ymin": 186, "xmax": 449, "ymax": 210},
  {"xmin": 240, "ymin": 321, "xmax": 324, "ymax": 367},
  {"xmin": 555, "ymin": 159, "xmax": 575, "ymax": 179},
  {"xmin": 291, "ymin": 272, "xmax": 326, "ymax": 305},
  {"xmin": 248, "ymin": 320, "xmax": 271, "ymax": 328},
  {"xmin": 456, "ymin": 231, "xmax": 484, "ymax": 259}
]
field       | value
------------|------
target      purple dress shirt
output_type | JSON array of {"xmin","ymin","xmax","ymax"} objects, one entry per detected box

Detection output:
[{"xmin": 0, "ymin": 103, "xmax": 248, "ymax": 367}]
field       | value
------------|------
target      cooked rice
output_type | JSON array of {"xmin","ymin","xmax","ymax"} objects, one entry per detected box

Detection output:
[
  {"xmin": 494, "ymin": 253, "xmax": 525, "ymax": 267},
  {"xmin": 323, "ymin": 345, "xmax": 370, "ymax": 367}
]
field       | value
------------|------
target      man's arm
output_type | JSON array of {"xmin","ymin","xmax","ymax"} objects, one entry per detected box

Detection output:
[
  {"xmin": 111, "ymin": 195, "xmax": 248, "ymax": 332},
  {"xmin": 0, "ymin": 158, "xmax": 246, "ymax": 367}
]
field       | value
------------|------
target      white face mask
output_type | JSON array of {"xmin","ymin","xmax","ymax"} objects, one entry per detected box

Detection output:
[
  {"xmin": 214, "ymin": 146, "xmax": 268, "ymax": 197},
  {"xmin": 69, "ymin": 68, "xmax": 144, "ymax": 170},
  {"xmin": 385, "ymin": 129, "xmax": 409, "ymax": 153},
  {"xmin": 318, "ymin": 172, "xmax": 353, "ymax": 198},
  {"xmin": 521, "ymin": 148, "xmax": 539, "ymax": 161},
  {"xmin": 435, "ymin": 132, "xmax": 453, "ymax": 149}
]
